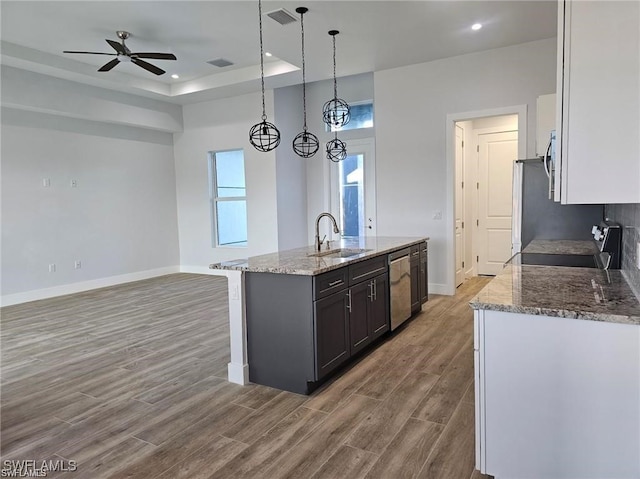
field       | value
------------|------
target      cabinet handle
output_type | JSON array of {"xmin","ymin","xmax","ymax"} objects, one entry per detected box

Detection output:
[
  {"xmin": 346, "ymin": 291, "xmax": 351, "ymax": 312},
  {"xmin": 368, "ymin": 281, "xmax": 374, "ymax": 302},
  {"xmin": 412, "ymin": 251, "xmax": 419, "ymax": 256},
  {"xmin": 374, "ymin": 278, "xmax": 377, "ymax": 301},
  {"xmin": 328, "ymin": 279, "xmax": 343, "ymax": 287}
]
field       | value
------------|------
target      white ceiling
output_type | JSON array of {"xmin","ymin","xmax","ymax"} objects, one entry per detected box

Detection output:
[{"xmin": 0, "ymin": 1, "xmax": 557, "ymax": 104}]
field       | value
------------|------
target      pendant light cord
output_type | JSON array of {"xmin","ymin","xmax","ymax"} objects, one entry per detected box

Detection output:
[
  {"xmin": 332, "ymin": 34, "xmax": 338, "ymax": 99},
  {"xmin": 259, "ymin": 0, "xmax": 267, "ymax": 121},
  {"xmin": 300, "ymin": 9, "xmax": 308, "ymax": 132}
]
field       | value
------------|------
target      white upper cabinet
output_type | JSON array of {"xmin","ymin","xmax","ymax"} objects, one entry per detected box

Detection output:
[{"xmin": 556, "ymin": 0, "xmax": 640, "ymax": 204}]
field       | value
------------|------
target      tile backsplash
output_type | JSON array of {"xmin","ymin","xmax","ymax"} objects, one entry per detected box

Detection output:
[{"xmin": 605, "ymin": 203, "xmax": 640, "ymax": 298}]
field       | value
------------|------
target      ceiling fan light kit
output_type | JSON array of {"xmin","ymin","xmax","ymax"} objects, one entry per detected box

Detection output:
[
  {"xmin": 63, "ymin": 30, "xmax": 176, "ymax": 76},
  {"xmin": 292, "ymin": 6, "xmax": 319, "ymax": 159},
  {"xmin": 249, "ymin": 0, "xmax": 281, "ymax": 152}
]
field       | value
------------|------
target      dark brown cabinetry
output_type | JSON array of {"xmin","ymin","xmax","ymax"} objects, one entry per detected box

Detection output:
[
  {"xmin": 245, "ymin": 254, "xmax": 391, "ymax": 394},
  {"xmin": 347, "ymin": 272, "xmax": 389, "ymax": 356},
  {"xmin": 410, "ymin": 244, "xmax": 421, "ymax": 314},
  {"xmin": 314, "ymin": 289, "xmax": 350, "ymax": 379},
  {"xmin": 420, "ymin": 241, "xmax": 428, "ymax": 304}
]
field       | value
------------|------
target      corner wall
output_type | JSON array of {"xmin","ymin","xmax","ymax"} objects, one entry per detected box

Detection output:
[
  {"xmin": 173, "ymin": 91, "xmax": 280, "ymax": 272},
  {"xmin": 1, "ymin": 68, "xmax": 182, "ymax": 304},
  {"xmin": 374, "ymin": 38, "xmax": 557, "ymax": 293}
]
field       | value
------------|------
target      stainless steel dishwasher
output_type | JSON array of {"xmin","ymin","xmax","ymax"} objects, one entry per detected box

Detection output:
[{"xmin": 388, "ymin": 248, "xmax": 412, "ymax": 330}]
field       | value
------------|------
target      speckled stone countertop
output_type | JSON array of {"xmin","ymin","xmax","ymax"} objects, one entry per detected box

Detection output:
[
  {"xmin": 209, "ymin": 236, "xmax": 428, "ymax": 276},
  {"xmin": 522, "ymin": 239, "xmax": 599, "ymax": 255},
  {"xmin": 470, "ymin": 264, "xmax": 640, "ymax": 325}
]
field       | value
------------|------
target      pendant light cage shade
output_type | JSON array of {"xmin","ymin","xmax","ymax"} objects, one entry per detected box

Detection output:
[
  {"xmin": 293, "ymin": 6, "xmax": 318, "ymax": 158},
  {"xmin": 322, "ymin": 98, "xmax": 351, "ymax": 129},
  {"xmin": 249, "ymin": 0, "xmax": 280, "ymax": 152},
  {"xmin": 293, "ymin": 131, "xmax": 320, "ymax": 158},
  {"xmin": 326, "ymin": 137, "xmax": 347, "ymax": 162},
  {"xmin": 250, "ymin": 120, "xmax": 281, "ymax": 152},
  {"xmin": 322, "ymin": 30, "xmax": 351, "ymax": 129}
]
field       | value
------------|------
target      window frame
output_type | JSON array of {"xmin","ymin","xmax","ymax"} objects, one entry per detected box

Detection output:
[
  {"xmin": 326, "ymin": 99, "xmax": 374, "ymax": 133},
  {"xmin": 208, "ymin": 149, "xmax": 248, "ymax": 248}
]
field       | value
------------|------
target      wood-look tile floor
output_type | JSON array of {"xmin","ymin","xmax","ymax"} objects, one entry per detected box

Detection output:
[{"xmin": 1, "ymin": 273, "xmax": 492, "ymax": 479}]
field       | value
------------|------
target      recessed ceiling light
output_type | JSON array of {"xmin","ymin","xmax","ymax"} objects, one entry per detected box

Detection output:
[
  {"xmin": 171, "ymin": 74, "xmax": 179, "ymax": 79},
  {"xmin": 472, "ymin": 23, "xmax": 483, "ymax": 31},
  {"xmin": 265, "ymin": 52, "xmax": 273, "ymax": 57}
]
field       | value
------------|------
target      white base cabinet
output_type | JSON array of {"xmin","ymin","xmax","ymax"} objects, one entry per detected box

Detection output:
[
  {"xmin": 474, "ymin": 309, "xmax": 640, "ymax": 479},
  {"xmin": 556, "ymin": 0, "xmax": 640, "ymax": 204}
]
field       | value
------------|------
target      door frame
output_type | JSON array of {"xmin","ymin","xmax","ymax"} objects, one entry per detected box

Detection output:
[
  {"xmin": 445, "ymin": 105, "xmax": 527, "ymax": 295},
  {"xmin": 329, "ymin": 137, "xmax": 377, "ymax": 239}
]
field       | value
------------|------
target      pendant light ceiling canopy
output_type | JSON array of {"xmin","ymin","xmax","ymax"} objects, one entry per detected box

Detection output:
[
  {"xmin": 249, "ymin": 0, "xmax": 280, "ymax": 152},
  {"xmin": 292, "ymin": 6, "xmax": 319, "ymax": 158}
]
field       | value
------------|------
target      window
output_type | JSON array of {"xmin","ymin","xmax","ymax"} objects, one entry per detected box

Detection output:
[
  {"xmin": 209, "ymin": 149, "xmax": 247, "ymax": 247},
  {"xmin": 327, "ymin": 101, "xmax": 374, "ymax": 132}
]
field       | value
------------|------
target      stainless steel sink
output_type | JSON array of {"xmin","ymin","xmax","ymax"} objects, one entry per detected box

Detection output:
[{"xmin": 308, "ymin": 248, "xmax": 371, "ymax": 258}]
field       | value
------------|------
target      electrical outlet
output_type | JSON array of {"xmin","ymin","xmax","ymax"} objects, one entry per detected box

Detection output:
[
  {"xmin": 74, "ymin": 260, "xmax": 82, "ymax": 270},
  {"xmin": 70, "ymin": 179, "xmax": 78, "ymax": 188},
  {"xmin": 48, "ymin": 263, "xmax": 56, "ymax": 273},
  {"xmin": 42, "ymin": 178, "xmax": 50, "ymax": 187},
  {"xmin": 433, "ymin": 211, "xmax": 443, "ymax": 220}
]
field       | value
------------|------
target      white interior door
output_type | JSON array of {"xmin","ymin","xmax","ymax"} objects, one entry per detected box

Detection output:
[
  {"xmin": 330, "ymin": 138, "xmax": 377, "ymax": 238},
  {"xmin": 455, "ymin": 125, "xmax": 465, "ymax": 287},
  {"xmin": 477, "ymin": 131, "xmax": 517, "ymax": 275}
]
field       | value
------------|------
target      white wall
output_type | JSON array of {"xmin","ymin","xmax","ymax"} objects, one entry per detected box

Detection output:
[
  {"xmin": 304, "ymin": 73, "xmax": 375, "ymax": 243},
  {"xmin": 1, "ymin": 72, "xmax": 182, "ymax": 304},
  {"xmin": 375, "ymin": 38, "xmax": 557, "ymax": 293},
  {"xmin": 173, "ymin": 91, "xmax": 280, "ymax": 271},
  {"xmin": 274, "ymin": 85, "xmax": 308, "ymax": 251}
]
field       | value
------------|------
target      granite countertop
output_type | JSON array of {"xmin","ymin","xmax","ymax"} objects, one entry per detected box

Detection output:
[
  {"xmin": 522, "ymin": 239, "xmax": 599, "ymax": 255},
  {"xmin": 470, "ymin": 265, "xmax": 640, "ymax": 325},
  {"xmin": 209, "ymin": 236, "xmax": 428, "ymax": 276}
]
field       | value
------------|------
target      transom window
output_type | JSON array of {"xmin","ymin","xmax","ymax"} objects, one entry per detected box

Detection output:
[{"xmin": 327, "ymin": 101, "xmax": 374, "ymax": 132}]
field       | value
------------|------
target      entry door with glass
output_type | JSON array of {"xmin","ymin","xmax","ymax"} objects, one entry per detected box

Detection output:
[{"xmin": 331, "ymin": 138, "xmax": 377, "ymax": 238}]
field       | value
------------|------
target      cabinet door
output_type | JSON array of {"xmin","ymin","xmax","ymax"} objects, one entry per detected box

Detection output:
[
  {"xmin": 557, "ymin": 0, "xmax": 640, "ymax": 204},
  {"xmin": 349, "ymin": 281, "xmax": 371, "ymax": 355},
  {"xmin": 410, "ymin": 259, "xmax": 420, "ymax": 314},
  {"xmin": 420, "ymin": 243, "xmax": 428, "ymax": 304},
  {"xmin": 370, "ymin": 273, "xmax": 389, "ymax": 340},
  {"xmin": 314, "ymin": 290, "xmax": 350, "ymax": 380}
]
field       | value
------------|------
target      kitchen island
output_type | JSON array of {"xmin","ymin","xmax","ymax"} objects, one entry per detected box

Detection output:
[
  {"xmin": 210, "ymin": 236, "xmax": 428, "ymax": 393},
  {"xmin": 470, "ymin": 262, "xmax": 640, "ymax": 479}
]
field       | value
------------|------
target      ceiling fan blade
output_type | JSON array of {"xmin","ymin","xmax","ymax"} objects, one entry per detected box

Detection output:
[
  {"xmin": 63, "ymin": 51, "xmax": 117, "ymax": 55},
  {"xmin": 131, "ymin": 58, "xmax": 165, "ymax": 75},
  {"xmin": 98, "ymin": 58, "xmax": 120, "ymax": 72},
  {"xmin": 106, "ymin": 39, "xmax": 126, "ymax": 55},
  {"xmin": 131, "ymin": 52, "xmax": 177, "ymax": 60}
]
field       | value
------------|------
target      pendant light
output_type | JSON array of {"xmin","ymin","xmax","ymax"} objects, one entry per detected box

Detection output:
[
  {"xmin": 249, "ymin": 0, "xmax": 280, "ymax": 152},
  {"xmin": 324, "ymin": 30, "xmax": 348, "ymax": 162},
  {"xmin": 322, "ymin": 30, "xmax": 351, "ymax": 129},
  {"xmin": 292, "ymin": 7, "xmax": 319, "ymax": 158}
]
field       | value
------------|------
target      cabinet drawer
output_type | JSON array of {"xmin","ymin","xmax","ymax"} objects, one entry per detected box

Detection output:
[
  {"xmin": 349, "ymin": 256, "xmax": 387, "ymax": 285},
  {"xmin": 314, "ymin": 267, "xmax": 348, "ymax": 300}
]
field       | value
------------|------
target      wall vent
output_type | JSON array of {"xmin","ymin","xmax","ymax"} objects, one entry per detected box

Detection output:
[
  {"xmin": 207, "ymin": 58, "xmax": 234, "ymax": 68},
  {"xmin": 265, "ymin": 8, "xmax": 298, "ymax": 25}
]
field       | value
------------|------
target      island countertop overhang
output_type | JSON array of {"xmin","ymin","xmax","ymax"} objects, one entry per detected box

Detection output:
[{"xmin": 209, "ymin": 236, "xmax": 429, "ymax": 276}]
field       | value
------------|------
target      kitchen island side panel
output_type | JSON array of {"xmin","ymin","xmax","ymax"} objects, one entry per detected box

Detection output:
[{"xmin": 245, "ymin": 272, "xmax": 315, "ymax": 394}]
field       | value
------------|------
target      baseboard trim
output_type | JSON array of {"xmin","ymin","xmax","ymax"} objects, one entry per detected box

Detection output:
[
  {"xmin": 428, "ymin": 283, "xmax": 452, "ymax": 295},
  {"xmin": 179, "ymin": 265, "xmax": 224, "ymax": 275},
  {"xmin": 1, "ymin": 266, "xmax": 180, "ymax": 307}
]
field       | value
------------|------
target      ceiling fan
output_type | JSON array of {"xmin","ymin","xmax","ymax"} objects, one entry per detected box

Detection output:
[{"xmin": 63, "ymin": 31, "xmax": 177, "ymax": 76}]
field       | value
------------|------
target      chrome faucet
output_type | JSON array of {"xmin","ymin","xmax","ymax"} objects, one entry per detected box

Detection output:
[{"xmin": 315, "ymin": 213, "xmax": 340, "ymax": 251}]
